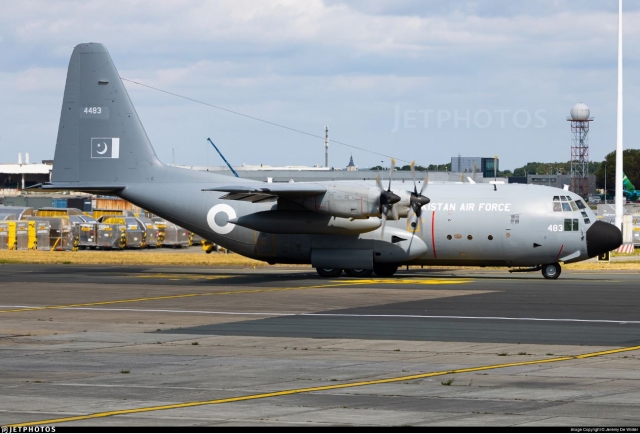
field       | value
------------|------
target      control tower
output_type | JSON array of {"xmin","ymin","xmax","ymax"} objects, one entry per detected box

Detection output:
[{"xmin": 567, "ymin": 103, "xmax": 593, "ymax": 198}]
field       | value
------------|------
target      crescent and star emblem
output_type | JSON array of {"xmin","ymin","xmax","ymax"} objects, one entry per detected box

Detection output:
[{"xmin": 96, "ymin": 142, "xmax": 108, "ymax": 155}]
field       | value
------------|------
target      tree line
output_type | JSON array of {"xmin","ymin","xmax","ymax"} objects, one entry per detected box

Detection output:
[{"xmin": 368, "ymin": 149, "xmax": 640, "ymax": 190}]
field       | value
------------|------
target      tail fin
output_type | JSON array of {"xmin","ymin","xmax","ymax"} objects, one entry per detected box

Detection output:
[{"xmin": 51, "ymin": 43, "xmax": 162, "ymax": 187}]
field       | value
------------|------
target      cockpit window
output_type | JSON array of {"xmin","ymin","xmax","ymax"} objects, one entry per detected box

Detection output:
[
  {"xmin": 560, "ymin": 196, "xmax": 567, "ymax": 201},
  {"xmin": 569, "ymin": 201, "xmax": 578, "ymax": 211},
  {"xmin": 553, "ymin": 203, "xmax": 562, "ymax": 212},
  {"xmin": 553, "ymin": 196, "xmax": 560, "ymax": 201},
  {"xmin": 561, "ymin": 202, "xmax": 571, "ymax": 212},
  {"xmin": 575, "ymin": 200, "xmax": 586, "ymax": 209}
]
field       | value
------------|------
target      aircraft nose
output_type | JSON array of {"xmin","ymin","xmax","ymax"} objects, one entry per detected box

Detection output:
[{"xmin": 586, "ymin": 220, "xmax": 623, "ymax": 258}]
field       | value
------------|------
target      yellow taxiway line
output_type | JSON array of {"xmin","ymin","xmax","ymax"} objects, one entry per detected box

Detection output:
[
  {"xmin": 0, "ymin": 278, "xmax": 470, "ymax": 314},
  {"xmin": 8, "ymin": 344, "xmax": 640, "ymax": 427}
]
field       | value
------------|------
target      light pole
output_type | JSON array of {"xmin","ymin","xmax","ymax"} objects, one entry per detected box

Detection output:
[{"xmin": 604, "ymin": 164, "xmax": 607, "ymax": 204}]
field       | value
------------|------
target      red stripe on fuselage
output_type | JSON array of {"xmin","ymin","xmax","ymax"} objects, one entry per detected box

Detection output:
[
  {"xmin": 555, "ymin": 244, "xmax": 564, "ymax": 261},
  {"xmin": 431, "ymin": 211, "xmax": 437, "ymax": 258}
]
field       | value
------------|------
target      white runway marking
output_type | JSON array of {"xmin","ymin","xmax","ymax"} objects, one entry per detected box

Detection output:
[{"xmin": 0, "ymin": 305, "xmax": 637, "ymax": 324}]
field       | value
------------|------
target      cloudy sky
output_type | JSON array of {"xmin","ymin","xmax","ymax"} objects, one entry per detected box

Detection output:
[{"xmin": 1, "ymin": 0, "xmax": 638, "ymax": 171}]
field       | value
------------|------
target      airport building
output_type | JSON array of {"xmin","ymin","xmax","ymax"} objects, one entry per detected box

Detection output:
[
  {"xmin": 507, "ymin": 173, "xmax": 597, "ymax": 196},
  {"xmin": 0, "ymin": 154, "xmax": 52, "ymax": 197},
  {"xmin": 450, "ymin": 156, "xmax": 499, "ymax": 178}
]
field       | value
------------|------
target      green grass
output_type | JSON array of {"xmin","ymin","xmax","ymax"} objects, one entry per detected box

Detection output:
[{"xmin": 441, "ymin": 378, "xmax": 455, "ymax": 386}]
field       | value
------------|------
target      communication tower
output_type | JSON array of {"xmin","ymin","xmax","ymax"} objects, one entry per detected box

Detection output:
[{"xmin": 567, "ymin": 103, "xmax": 593, "ymax": 198}]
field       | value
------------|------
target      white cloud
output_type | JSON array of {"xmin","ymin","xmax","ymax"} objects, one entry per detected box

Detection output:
[{"xmin": 0, "ymin": 0, "xmax": 638, "ymax": 169}]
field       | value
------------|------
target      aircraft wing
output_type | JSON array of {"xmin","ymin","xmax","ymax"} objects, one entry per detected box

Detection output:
[{"xmin": 203, "ymin": 183, "xmax": 327, "ymax": 203}]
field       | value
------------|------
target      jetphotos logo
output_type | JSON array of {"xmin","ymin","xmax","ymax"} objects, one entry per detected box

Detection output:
[{"xmin": 91, "ymin": 138, "xmax": 120, "ymax": 159}]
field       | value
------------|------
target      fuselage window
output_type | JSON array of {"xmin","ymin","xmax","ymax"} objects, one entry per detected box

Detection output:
[
  {"xmin": 563, "ymin": 219, "xmax": 580, "ymax": 231},
  {"xmin": 584, "ymin": 218, "xmax": 591, "ymax": 224}
]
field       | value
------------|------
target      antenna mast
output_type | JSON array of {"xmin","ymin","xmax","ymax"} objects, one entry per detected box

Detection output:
[{"xmin": 324, "ymin": 126, "xmax": 329, "ymax": 168}]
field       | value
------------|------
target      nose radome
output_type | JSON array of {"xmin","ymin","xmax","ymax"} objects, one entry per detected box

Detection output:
[{"xmin": 586, "ymin": 220, "xmax": 623, "ymax": 258}]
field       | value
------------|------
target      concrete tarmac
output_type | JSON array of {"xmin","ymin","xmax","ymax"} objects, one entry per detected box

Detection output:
[{"xmin": 1, "ymin": 264, "xmax": 639, "ymax": 427}]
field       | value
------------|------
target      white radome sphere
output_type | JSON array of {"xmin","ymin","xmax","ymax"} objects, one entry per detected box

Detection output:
[{"xmin": 570, "ymin": 102, "xmax": 590, "ymax": 121}]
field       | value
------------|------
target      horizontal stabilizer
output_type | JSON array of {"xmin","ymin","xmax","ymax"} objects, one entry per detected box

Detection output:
[{"xmin": 27, "ymin": 183, "xmax": 125, "ymax": 193}]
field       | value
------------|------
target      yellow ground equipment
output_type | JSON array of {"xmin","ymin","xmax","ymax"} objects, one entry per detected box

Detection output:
[
  {"xmin": 0, "ymin": 222, "xmax": 10, "ymax": 250},
  {"xmin": 25, "ymin": 217, "xmax": 75, "ymax": 251},
  {"xmin": 202, "ymin": 240, "xmax": 216, "ymax": 254},
  {"xmin": 152, "ymin": 218, "xmax": 190, "ymax": 248},
  {"xmin": 101, "ymin": 217, "xmax": 146, "ymax": 248}
]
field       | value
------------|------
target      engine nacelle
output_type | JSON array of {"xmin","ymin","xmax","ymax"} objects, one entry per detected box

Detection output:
[
  {"xmin": 295, "ymin": 184, "xmax": 381, "ymax": 219},
  {"xmin": 388, "ymin": 190, "xmax": 412, "ymax": 220}
]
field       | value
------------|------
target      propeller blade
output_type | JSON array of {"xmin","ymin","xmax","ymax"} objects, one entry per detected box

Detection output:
[
  {"xmin": 387, "ymin": 158, "xmax": 396, "ymax": 191},
  {"xmin": 410, "ymin": 160, "xmax": 417, "ymax": 193},
  {"xmin": 419, "ymin": 175, "xmax": 428, "ymax": 196},
  {"xmin": 380, "ymin": 212, "xmax": 387, "ymax": 239},
  {"xmin": 376, "ymin": 174, "xmax": 384, "ymax": 191}
]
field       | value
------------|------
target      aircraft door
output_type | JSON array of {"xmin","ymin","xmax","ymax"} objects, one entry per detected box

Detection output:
[{"xmin": 504, "ymin": 213, "xmax": 569, "ymax": 266}]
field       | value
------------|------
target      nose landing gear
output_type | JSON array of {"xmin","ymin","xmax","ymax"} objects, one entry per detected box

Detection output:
[{"xmin": 541, "ymin": 262, "xmax": 561, "ymax": 279}]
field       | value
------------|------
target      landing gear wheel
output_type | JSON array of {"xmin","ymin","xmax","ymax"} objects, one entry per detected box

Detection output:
[
  {"xmin": 344, "ymin": 268, "xmax": 373, "ymax": 278},
  {"xmin": 316, "ymin": 268, "xmax": 343, "ymax": 278},
  {"xmin": 541, "ymin": 262, "xmax": 561, "ymax": 280},
  {"xmin": 373, "ymin": 264, "xmax": 399, "ymax": 277}
]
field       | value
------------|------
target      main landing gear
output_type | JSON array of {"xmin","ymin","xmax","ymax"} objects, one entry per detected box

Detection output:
[{"xmin": 315, "ymin": 264, "xmax": 399, "ymax": 278}]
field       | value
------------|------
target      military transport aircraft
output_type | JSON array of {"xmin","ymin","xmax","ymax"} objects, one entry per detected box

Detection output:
[{"xmin": 35, "ymin": 43, "xmax": 623, "ymax": 279}]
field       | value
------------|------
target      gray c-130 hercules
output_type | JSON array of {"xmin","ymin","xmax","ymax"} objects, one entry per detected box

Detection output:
[{"xmin": 36, "ymin": 43, "xmax": 623, "ymax": 279}]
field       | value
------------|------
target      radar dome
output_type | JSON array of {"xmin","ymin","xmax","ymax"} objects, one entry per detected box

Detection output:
[{"xmin": 570, "ymin": 103, "xmax": 590, "ymax": 121}]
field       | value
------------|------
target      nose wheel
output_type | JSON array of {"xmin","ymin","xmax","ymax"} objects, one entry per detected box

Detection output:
[{"xmin": 541, "ymin": 262, "xmax": 561, "ymax": 279}]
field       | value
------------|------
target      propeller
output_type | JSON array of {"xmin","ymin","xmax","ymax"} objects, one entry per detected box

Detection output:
[
  {"xmin": 409, "ymin": 161, "xmax": 430, "ymax": 218},
  {"xmin": 376, "ymin": 159, "xmax": 401, "ymax": 237},
  {"xmin": 466, "ymin": 162, "xmax": 479, "ymax": 184}
]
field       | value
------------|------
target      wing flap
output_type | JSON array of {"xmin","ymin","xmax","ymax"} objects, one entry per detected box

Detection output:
[{"xmin": 219, "ymin": 192, "xmax": 277, "ymax": 203}]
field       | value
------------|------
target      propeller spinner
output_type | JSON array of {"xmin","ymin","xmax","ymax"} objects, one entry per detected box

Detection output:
[{"xmin": 376, "ymin": 159, "xmax": 401, "ymax": 237}]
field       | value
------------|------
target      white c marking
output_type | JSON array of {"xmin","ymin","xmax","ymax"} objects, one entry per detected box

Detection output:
[
  {"xmin": 207, "ymin": 204, "xmax": 237, "ymax": 235},
  {"xmin": 96, "ymin": 142, "xmax": 108, "ymax": 155}
]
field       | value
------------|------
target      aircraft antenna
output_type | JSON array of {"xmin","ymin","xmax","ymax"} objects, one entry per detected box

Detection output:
[
  {"xmin": 121, "ymin": 78, "xmax": 411, "ymax": 164},
  {"xmin": 207, "ymin": 138, "xmax": 239, "ymax": 177}
]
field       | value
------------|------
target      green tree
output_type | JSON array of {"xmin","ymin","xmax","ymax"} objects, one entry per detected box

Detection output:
[{"xmin": 595, "ymin": 149, "xmax": 640, "ymax": 191}]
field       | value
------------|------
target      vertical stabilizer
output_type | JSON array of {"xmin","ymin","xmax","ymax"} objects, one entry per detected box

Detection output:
[{"xmin": 52, "ymin": 43, "xmax": 162, "ymax": 186}]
